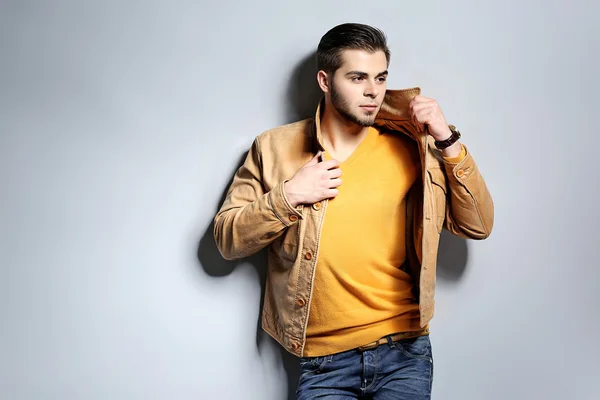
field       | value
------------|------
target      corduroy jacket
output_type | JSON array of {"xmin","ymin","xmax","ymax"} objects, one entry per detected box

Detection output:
[{"xmin": 214, "ymin": 87, "xmax": 494, "ymax": 357}]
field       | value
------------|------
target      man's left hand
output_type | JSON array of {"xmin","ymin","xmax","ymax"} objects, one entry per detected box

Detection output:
[{"xmin": 409, "ymin": 95, "xmax": 452, "ymax": 141}]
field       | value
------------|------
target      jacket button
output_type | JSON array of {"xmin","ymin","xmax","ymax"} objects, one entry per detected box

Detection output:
[
  {"xmin": 289, "ymin": 214, "xmax": 299, "ymax": 222},
  {"xmin": 312, "ymin": 202, "xmax": 321, "ymax": 211},
  {"xmin": 456, "ymin": 169, "xmax": 465, "ymax": 178},
  {"xmin": 291, "ymin": 342, "xmax": 299, "ymax": 350},
  {"xmin": 297, "ymin": 298, "xmax": 306, "ymax": 307},
  {"xmin": 305, "ymin": 252, "xmax": 313, "ymax": 260}
]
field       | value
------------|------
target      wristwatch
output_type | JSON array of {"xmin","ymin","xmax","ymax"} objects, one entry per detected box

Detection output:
[{"xmin": 434, "ymin": 124, "xmax": 461, "ymax": 149}]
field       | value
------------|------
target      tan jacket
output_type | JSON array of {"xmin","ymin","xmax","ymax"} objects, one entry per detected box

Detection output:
[{"xmin": 213, "ymin": 87, "xmax": 494, "ymax": 357}]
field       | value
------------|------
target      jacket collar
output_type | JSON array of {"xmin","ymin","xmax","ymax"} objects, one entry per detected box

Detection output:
[{"xmin": 311, "ymin": 87, "xmax": 425, "ymax": 153}]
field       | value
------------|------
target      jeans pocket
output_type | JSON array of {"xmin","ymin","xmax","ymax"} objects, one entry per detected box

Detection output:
[
  {"xmin": 299, "ymin": 355, "xmax": 330, "ymax": 375},
  {"xmin": 394, "ymin": 335, "xmax": 433, "ymax": 361}
]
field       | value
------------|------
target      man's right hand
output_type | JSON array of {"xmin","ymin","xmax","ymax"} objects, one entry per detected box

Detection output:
[{"xmin": 284, "ymin": 151, "xmax": 342, "ymax": 207}]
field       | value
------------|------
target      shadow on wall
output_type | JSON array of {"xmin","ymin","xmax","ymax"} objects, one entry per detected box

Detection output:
[
  {"xmin": 437, "ymin": 230, "xmax": 468, "ymax": 282},
  {"xmin": 197, "ymin": 51, "xmax": 322, "ymax": 400},
  {"xmin": 197, "ymin": 50, "xmax": 469, "ymax": 400},
  {"xmin": 285, "ymin": 51, "xmax": 323, "ymax": 122}
]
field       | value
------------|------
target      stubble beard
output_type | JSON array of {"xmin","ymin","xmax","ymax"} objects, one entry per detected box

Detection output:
[{"xmin": 330, "ymin": 82, "xmax": 377, "ymax": 127}]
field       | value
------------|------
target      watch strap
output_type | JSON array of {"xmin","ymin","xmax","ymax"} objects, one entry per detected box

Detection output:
[{"xmin": 434, "ymin": 124, "xmax": 461, "ymax": 149}]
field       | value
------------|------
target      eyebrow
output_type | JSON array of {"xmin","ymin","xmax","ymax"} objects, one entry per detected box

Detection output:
[{"xmin": 345, "ymin": 70, "xmax": 389, "ymax": 78}]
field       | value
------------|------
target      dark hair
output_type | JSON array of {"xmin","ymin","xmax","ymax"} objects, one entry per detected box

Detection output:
[{"xmin": 316, "ymin": 23, "xmax": 390, "ymax": 74}]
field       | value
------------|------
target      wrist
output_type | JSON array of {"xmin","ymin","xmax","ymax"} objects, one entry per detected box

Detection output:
[
  {"xmin": 284, "ymin": 181, "xmax": 301, "ymax": 208},
  {"xmin": 434, "ymin": 124, "xmax": 461, "ymax": 150},
  {"xmin": 432, "ymin": 125, "xmax": 452, "ymax": 142}
]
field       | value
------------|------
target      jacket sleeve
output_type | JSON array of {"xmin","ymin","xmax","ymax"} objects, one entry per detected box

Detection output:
[
  {"xmin": 213, "ymin": 137, "xmax": 303, "ymax": 260},
  {"xmin": 441, "ymin": 145, "xmax": 494, "ymax": 239}
]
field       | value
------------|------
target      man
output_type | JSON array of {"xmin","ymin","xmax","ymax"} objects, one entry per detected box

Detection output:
[{"xmin": 213, "ymin": 23, "xmax": 493, "ymax": 399}]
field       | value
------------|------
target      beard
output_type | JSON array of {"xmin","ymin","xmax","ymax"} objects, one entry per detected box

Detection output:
[{"xmin": 330, "ymin": 82, "xmax": 378, "ymax": 127}]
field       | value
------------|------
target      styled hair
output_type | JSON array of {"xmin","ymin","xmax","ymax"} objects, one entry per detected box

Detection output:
[{"xmin": 316, "ymin": 23, "xmax": 391, "ymax": 74}]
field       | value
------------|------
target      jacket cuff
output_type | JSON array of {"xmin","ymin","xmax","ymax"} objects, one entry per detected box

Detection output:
[
  {"xmin": 443, "ymin": 145, "xmax": 474, "ymax": 181},
  {"xmin": 268, "ymin": 180, "xmax": 303, "ymax": 227},
  {"xmin": 442, "ymin": 144, "xmax": 467, "ymax": 164}
]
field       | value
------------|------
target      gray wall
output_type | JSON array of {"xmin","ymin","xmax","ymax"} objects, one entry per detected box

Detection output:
[{"xmin": 1, "ymin": 1, "xmax": 599, "ymax": 399}]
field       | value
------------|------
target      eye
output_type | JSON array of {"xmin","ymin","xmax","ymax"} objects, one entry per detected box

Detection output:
[
  {"xmin": 351, "ymin": 76, "xmax": 363, "ymax": 82},
  {"xmin": 377, "ymin": 76, "xmax": 387, "ymax": 83}
]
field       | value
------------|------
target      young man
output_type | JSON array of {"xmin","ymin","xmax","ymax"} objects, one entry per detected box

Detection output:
[{"xmin": 213, "ymin": 23, "xmax": 493, "ymax": 399}]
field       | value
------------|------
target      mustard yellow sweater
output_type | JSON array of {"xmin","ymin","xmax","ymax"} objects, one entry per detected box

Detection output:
[{"xmin": 304, "ymin": 127, "xmax": 465, "ymax": 356}]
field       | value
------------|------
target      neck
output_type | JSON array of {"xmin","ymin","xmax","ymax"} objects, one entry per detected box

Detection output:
[{"xmin": 320, "ymin": 99, "xmax": 370, "ymax": 152}]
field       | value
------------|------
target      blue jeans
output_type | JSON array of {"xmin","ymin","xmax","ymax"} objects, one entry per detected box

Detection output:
[{"xmin": 296, "ymin": 335, "xmax": 433, "ymax": 399}]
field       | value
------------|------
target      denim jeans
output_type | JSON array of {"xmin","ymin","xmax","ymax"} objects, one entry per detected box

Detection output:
[{"xmin": 296, "ymin": 335, "xmax": 433, "ymax": 399}]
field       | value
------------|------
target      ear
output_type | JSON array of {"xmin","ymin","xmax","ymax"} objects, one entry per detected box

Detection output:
[{"xmin": 317, "ymin": 70, "xmax": 330, "ymax": 93}]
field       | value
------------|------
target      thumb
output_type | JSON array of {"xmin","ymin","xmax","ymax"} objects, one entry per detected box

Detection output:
[{"xmin": 305, "ymin": 151, "xmax": 322, "ymax": 167}]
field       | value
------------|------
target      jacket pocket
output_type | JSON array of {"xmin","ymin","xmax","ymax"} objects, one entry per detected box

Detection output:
[{"xmin": 271, "ymin": 223, "xmax": 300, "ymax": 265}]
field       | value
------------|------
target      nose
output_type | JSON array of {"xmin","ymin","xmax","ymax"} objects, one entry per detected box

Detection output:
[{"xmin": 364, "ymin": 80, "xmax": 379, "ymax": 99}]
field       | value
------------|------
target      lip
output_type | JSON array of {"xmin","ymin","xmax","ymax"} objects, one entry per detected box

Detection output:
[{"xmin": 360, "ymin": 105, "xmax": 378, "ymax": 110}]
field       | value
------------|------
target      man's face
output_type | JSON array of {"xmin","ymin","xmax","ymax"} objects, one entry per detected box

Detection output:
[{"xmin": 328, "ymin": 49, "xmax": 388, "ymax": 127}]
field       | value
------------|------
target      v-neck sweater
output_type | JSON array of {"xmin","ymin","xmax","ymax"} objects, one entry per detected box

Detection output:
[{"xmin": 304, "ymin": 126, "xmax": 423, "ymax": 356}]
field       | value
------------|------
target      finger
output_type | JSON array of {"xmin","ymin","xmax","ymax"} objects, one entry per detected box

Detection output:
[
  {"xmin": 411, "ymin": 101, "xmax": 433, "ymax": 113},
  {"xmin": 411, "ymin": 102, "xmax": 434, "ymax": 131},
  {"xmin": 412, "ymin": 113, "xmax": 424, "ymax": 133},
  {"xmin": 320, "ymin": 159, "xmax": 340, "ymax": 170},
  {"xmin": 305, "ymin": 151, "xmax": 322, "ymax": 167},
  {"xmin": 416, "ymin": 95, "xmax": 434, "ymax": 103},
  {"xmin": 413, "ymin": 109, "xmax": 433, "ymax": 132},
  {"xmin": 325, "ymin": 188, "xmax": 340, "ymax": 198},
  {"xmin": 328, "ymin": 168, "xmax": 343, "ymax": 179},
  {"xmin": 328, "ymin": 178, "xmax": 343, "ymax": 188},
  {"xmin": 410, "ymin": 95, "xmax": 431, "ymax": 108},
  {"xmin": 418, "ymin": 109, "xmax": 434, "ymax": 124}
]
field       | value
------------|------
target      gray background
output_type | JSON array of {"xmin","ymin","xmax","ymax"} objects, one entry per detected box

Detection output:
[{"xmin": 1, "ymin": 0, "xmax": 599, "ymax": 399}]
